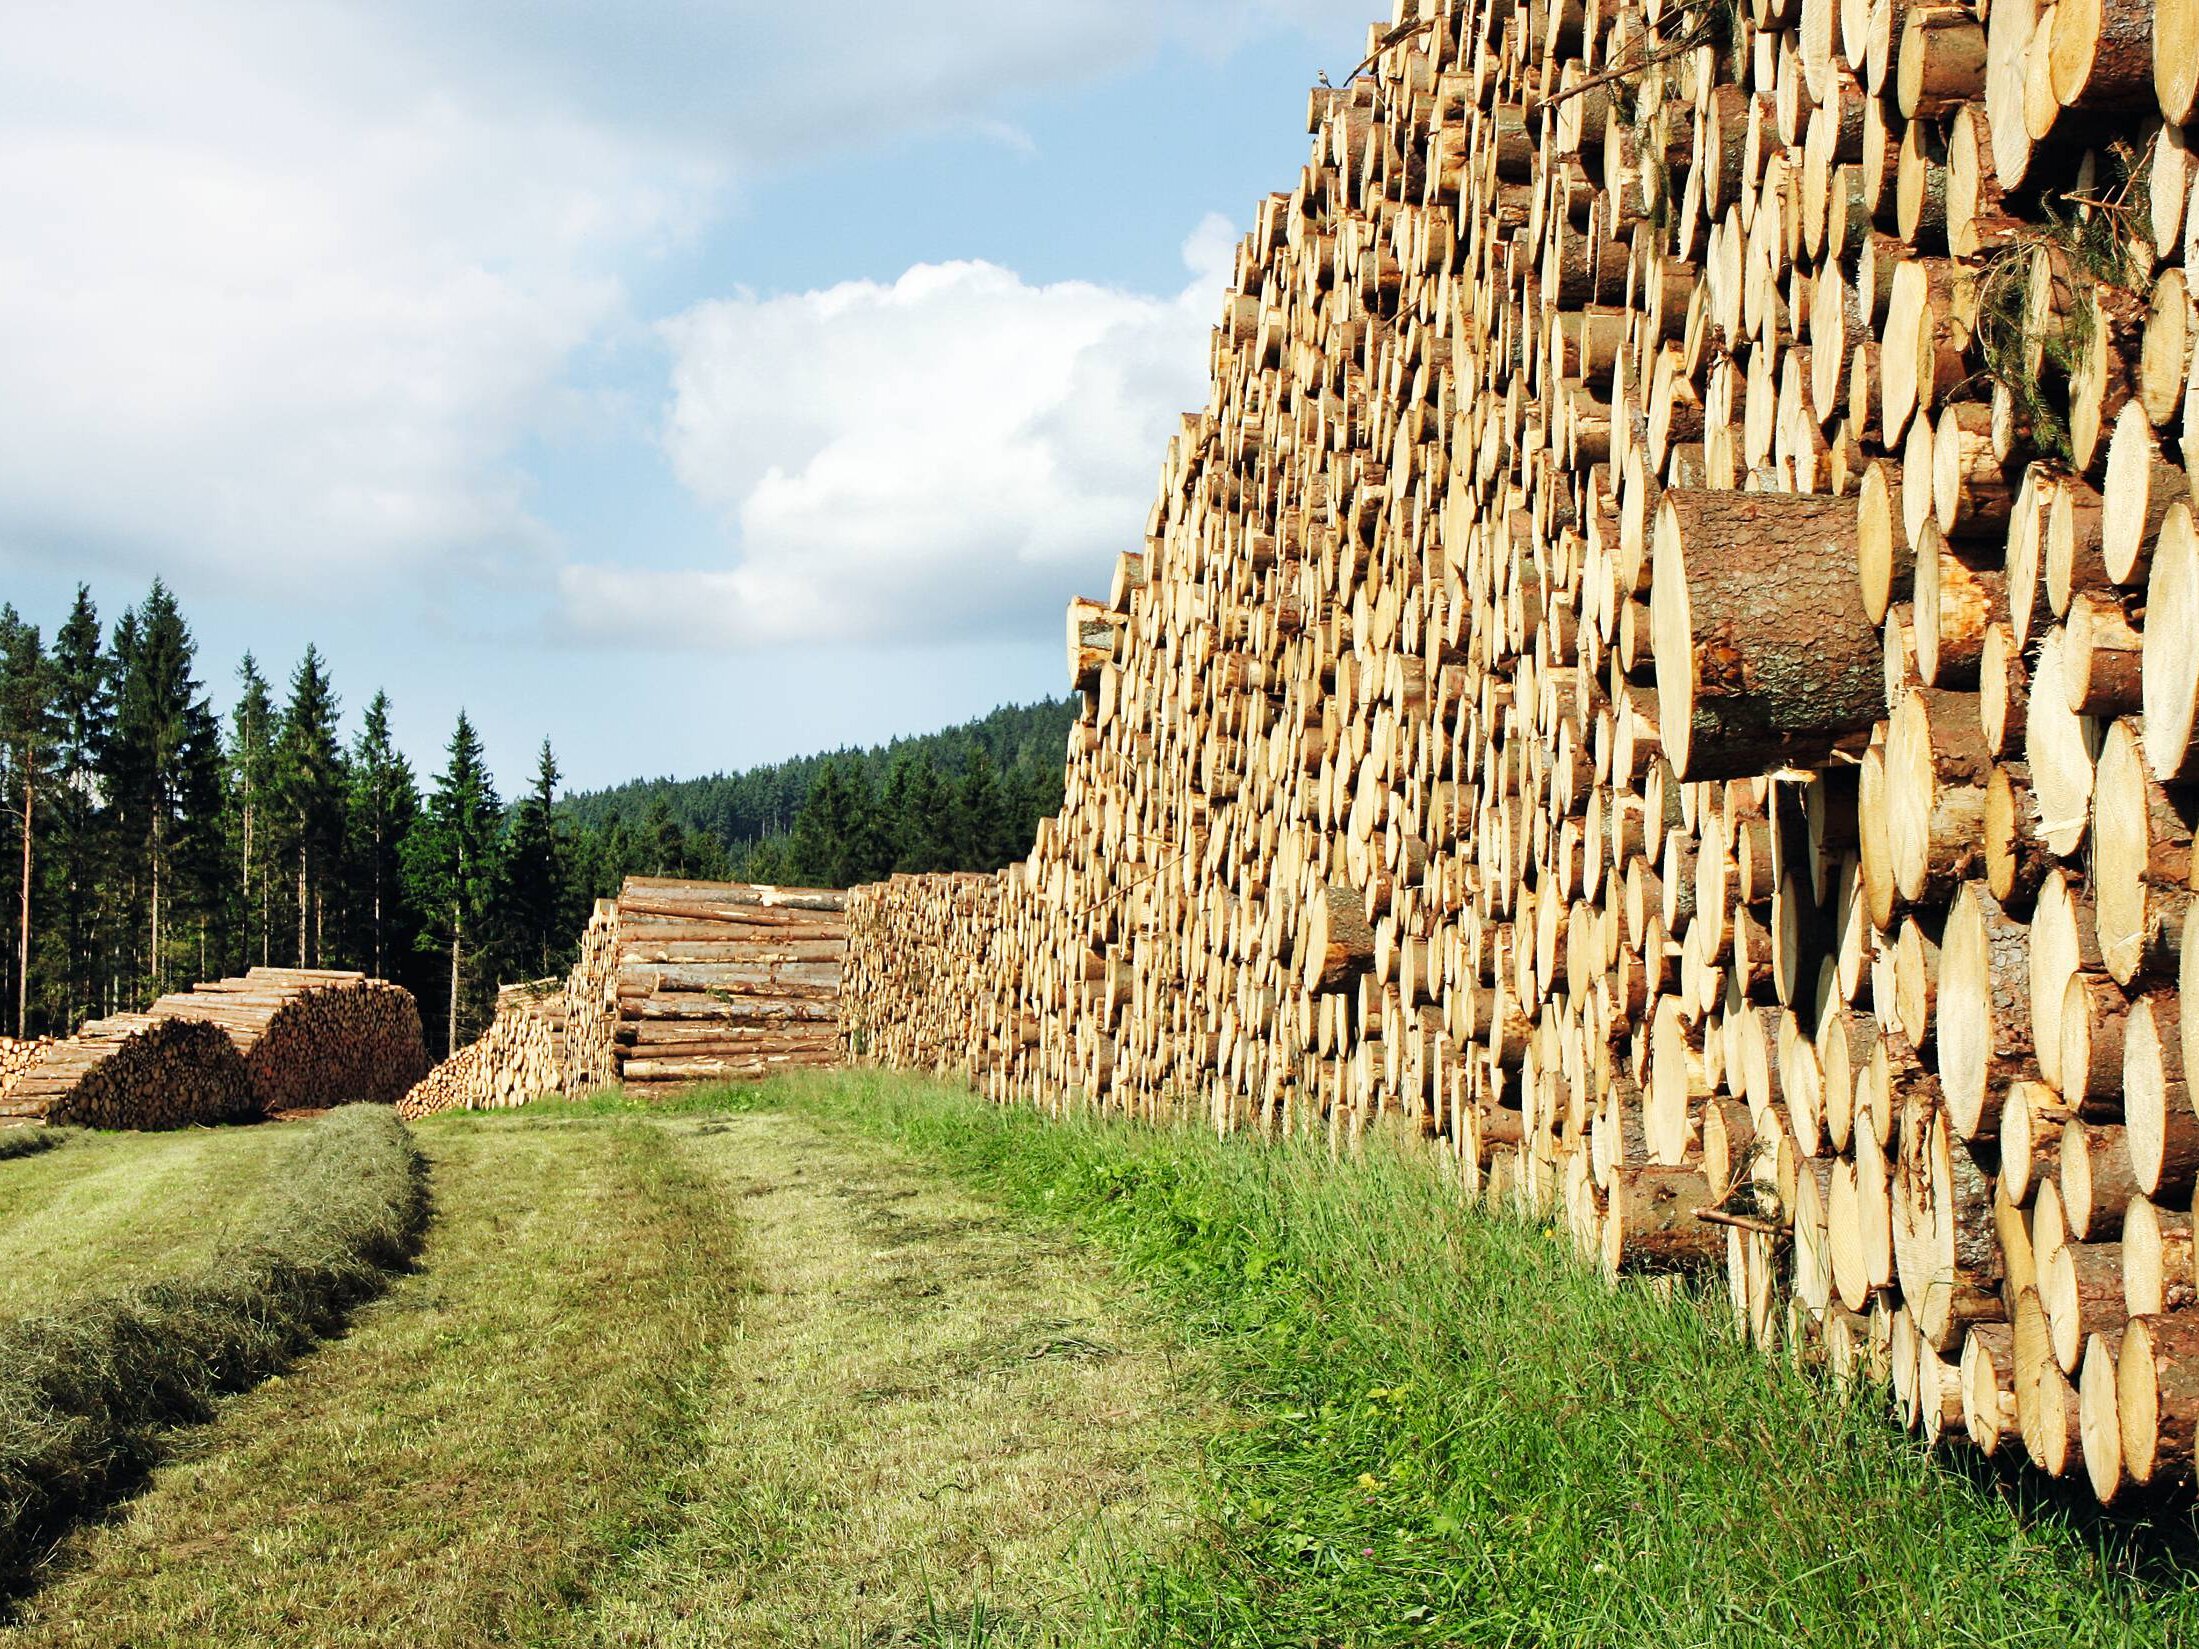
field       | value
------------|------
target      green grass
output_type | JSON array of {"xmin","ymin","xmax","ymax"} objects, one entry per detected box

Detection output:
[
  {"xmin": 0, "ymin": 1124, "xmax": 334, "ymax": 1316},
  {"xmin": 0, "ymin": 1106, "xmax": 425, "ymax": 1597},
  {"xmin": 16, "ymin": 1072, "xmax": 2198, "ymax": 1646},
  {"xmin": 664, "ymin": 1070, "xmax": 2199, "ymax": 1649},
  {"xmin": 5, "ymin": 1105, "xmax": 1197, "ymax": 1648}
]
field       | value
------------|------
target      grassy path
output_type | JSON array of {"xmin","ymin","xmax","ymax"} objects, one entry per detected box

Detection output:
[{"xmin": 3, "ymin": 1108, "xmax": 1197, "ymax": 1647}]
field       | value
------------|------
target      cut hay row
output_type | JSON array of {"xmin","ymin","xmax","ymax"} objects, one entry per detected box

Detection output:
[{"xmin": 841, "ymin": 0, "xmax": 2199, "ymax": 1505}]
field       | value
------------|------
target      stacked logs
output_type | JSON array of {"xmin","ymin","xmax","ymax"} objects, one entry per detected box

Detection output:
[
  {"xmin": 147, "ymin": 968, "xmax": 429, "ymax": 1114},
  {"xmin": 0, "ymin": 1036, "xmax": 49, "ymax": 1103},
  {"xmin": 397, "ymin": 980, "xmax": 566, "ymax": 1120},
  {"xmin": 0, "ymin": 1016, "xmax": 253, "ymax": 1129},
  {"xmin": 560, "ymin": 899, "xmax": 622, "ymax": 1092},
  {"xmin": 840, "ymin": 0, "xmax": 2199, "ymax": 1501},
  {"xmin": 581, "ymin": 878, "xmax": 848, "ymax": 1097}
]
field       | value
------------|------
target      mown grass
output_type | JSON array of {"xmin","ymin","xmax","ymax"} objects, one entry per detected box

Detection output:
[
  {"xmin": 658, "ymin": 1071, "xmax": 2199, "ymax": 1649},
  {"xmin": 7, "ymin": 1105, "xmax": 1200, "ymax": 1649},
  {"xmin": 580, "ymin": 1108, "xmax": 1201, "ymax": 1646},
  {"xmin": 0, "ymin": 1105, "xmax": 425, "ymax": 1599},
  {"xmin": 3, "ymin": 1112, "xmax": 748, "ymax": 1645},
  {"xmin": 0, "ymin": 1124, "xmax": 331, "ymax": 1316}
]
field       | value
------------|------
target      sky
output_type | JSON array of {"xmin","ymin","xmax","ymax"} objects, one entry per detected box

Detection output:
[{"xmin": 0, "ymin": 0, "xmax": 1374, "ymax": 793}]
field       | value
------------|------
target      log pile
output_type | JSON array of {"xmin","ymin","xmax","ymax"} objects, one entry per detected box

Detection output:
[
  {"xmin": 0, "ymin": 1036, "xmax": 49, "ymax": 1104},
  {"xmin": 0, "ymin": 1015, "xmax": 253, "ymax": 1129},
  {"xmin": 147, "ymin": 968, "xmax": 429, "ymax": 1114},
  {"xmin": 570, "ymin": 877, "xmax": 849, "ymax": 1097},
  {"xmin": 560, "ymin": 898, "xmax": 622, "ymax": 1093},
  {"xmin": 397, "ymin": 980, "xmax": 566, "ymax": 1120},
  {"xmin": 840, "ymin": 0, "xmax": 2199, "ymax": 1502}
]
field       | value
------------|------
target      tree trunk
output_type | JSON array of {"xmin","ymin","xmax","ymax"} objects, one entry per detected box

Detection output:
[
  {"xmin": 18, "ymin": 756, "xmax": 31, "ymax": 1039},
  {"xmin": 449, "ymin": 910, "xmax": 462, "ymax": 1059}
]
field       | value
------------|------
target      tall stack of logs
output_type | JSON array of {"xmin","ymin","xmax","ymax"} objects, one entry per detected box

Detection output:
[
  {"xmin": 398, "ymin": 980, "xmax": 566, "ymax": 1119},
  {"xmin": 841, "ymin": 0, "xmax": 2199, "ymax": 1501},
  {"xmin": 571, "ymin": 878, "xmax": 849, "ymax": 1097}
]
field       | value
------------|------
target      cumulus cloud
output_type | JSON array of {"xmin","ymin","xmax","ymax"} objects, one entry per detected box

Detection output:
[
  {"xmin": 0, "ymin": 1, "xmax": 711, "ymax": 589},
  {"xmin": 557, "ymin": 217, "xmax": 1237, "ymax": 647},
  {"xmin": 0, "ymin": 0, "xmax": 1347, "ymax": 605}
]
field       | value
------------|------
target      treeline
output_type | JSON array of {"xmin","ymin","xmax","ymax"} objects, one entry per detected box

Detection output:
[
  {"xmin": 0, "ymin": 582, "xmax": 596, "ymax": 1051},
  {"xmin": 0, "ymin": 583, "xmax": 1071, "ymax": 1050},
  {"xmin": 561, "ymin": 698, "xmax": 1076, "ymax": 887}
]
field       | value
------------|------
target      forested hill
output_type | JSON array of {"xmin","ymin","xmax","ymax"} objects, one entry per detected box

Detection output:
[{"xmin": 560, "ymin": 698, "xmax": 1079, "ymax": 886}]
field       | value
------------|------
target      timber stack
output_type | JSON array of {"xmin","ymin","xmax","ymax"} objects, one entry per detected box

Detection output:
[
  {"xmin": 0, "ymin": 1016, "xmax": 253, "ymax": 1129},
  {"xmin": 548, "ymin": 878, "xmax": 849, "ymax": 1096},
  {"xmin": 0, "ymin": 1036, "xmax": 49, "ymax": 1105},
  {"xmin": 146, "ymin": 968, "xmax": 429, "ymax": 1113},
  {"xmin": 841, "ymin": 0, "xmax": 2199, "ymax": 1502},
  {"xmin": 398, "ymin": 980, "xmax": 566, "ymax": 1119}
]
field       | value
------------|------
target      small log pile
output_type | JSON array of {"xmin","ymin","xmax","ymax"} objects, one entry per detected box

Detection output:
[
  {"xmin": 0, "ymin": 1015, "xmax": 253, "ymax": 1129},
  {"xmin": 841, "ymin": 0, "xmax": 2199, "ymax": 1503},
  {"xmin": 0, "ymin": 1036, "xmax": 49, "ymax": 1104},
  {"xmin": 397, "ymin": 980, "xmax": 566, "ymax": 1120},
  {"xmin": 560, "ymin": 898, "xmax": 622, "ymax": 1093},
  {"xmin": 147, "ymin": 968, "xmax": 429, "ymax": 1114}
]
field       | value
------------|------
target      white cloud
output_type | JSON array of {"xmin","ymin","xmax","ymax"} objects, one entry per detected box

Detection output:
[
  {"xmin": 557, "ymin": 216, "xmax": 1237, "ymax": 647},
  {"xmin": 0, "ymin": 0, "xmax": 1351, "ymax": 608},
  {"xmin": 0, "ymin": 2, "xmax": 713, "ymax": 590}
]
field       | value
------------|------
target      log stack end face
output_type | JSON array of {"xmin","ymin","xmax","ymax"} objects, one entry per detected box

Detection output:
[{"xmin": 819, "ymin": 0, "xmax": 2199, "ymax": 1511}]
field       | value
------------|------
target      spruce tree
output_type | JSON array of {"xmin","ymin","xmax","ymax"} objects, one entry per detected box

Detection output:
[
  {"xmin": 228, "ymin": 654, "xmax": 277, "ymax": 969},
  {"xmin": 0, "ymin": 611, "xmax": 54, "ymax": 1034},
  {"xmin": 104, "ymin": 582, "xmax": 223, "ymax": 1002},
  {"xmin": 403, "ymin": 710, "xmax": 502, "ymax": 1055},
  {"xmin": 501, "ymin": 739, "xmax": 569, "ymax": 980},
  {"xmin": 346, "ymin": 690, "xmax": 418, "ymax": 980},
  {"xmin": 271, "ymin": 646, "xmax": 346, "ymax": 966},
  {"xmin": 957, "ymin": 747, "xmax": 1010, "ymax": 871},
  {"xmin": 48, "ymin": 588, "xmax": 111, "ymax": 1025}
]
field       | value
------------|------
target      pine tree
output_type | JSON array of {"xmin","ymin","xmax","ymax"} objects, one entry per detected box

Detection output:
[
  {"xmin": 104, "ymin": 582, "xmax": 223, "ymax": 1003},
  {"xmin": 346, "ymin": 690, "xmax": 418, "ymax": 980},
  {"xmin": 0, "ymin": 610, "xmax": 55, "ymax": 1035},
  {"xmin": 48, "ymin": 587, "xmax": 111, "ymax": 1026},
  {"xmin": 271, "ymin": 646, "xmax": 346, "ymax": 967},
  {"xmin": 228, "ymin": 654, "xmax": 278, "ymax": 969},
  {"xmin": 403, "ymin": 710, "xmax": 502, "ymax": 1055},
  {"xmin": 501, "ymin": 739, "xmax": 569, "ymax": 980}
]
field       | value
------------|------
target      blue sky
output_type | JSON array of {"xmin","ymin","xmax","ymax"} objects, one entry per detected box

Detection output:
[{"xmin": 0, "ymin": 1, "xmax": 1371, "ymax": 791}]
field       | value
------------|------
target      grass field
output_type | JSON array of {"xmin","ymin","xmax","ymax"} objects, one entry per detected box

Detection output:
[
  {"xmin": 0, "ymin": 1125, "xmax": 330, "ymax": 1316},
  {"xmin": 10, "ymin": 1074, "xmax": 2199, "ymax": 1647},
  {"xmin": 4, "ymin": 1105, "xmax": 1197, "ymax": 1647}
]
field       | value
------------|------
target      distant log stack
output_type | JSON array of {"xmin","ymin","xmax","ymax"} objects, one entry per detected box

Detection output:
[
  {"xmin": 582, "ymin": 877, "xmax": 849, "ymax": 1098},
  {"xmin": 0, "ymin": 1017, "xmax": 253, "ymax": 1129},
  {"xmin": 560, "ymin": 899, "xmax": 622, "ymax": 1092},
  {"xmin": 841, "ymin": 0, "xmax": 2199, "ymax": 1505},
  {"xmin": 397, "ymin": 980, "xmax": 566, "ymax": 1120},
  {"xmin": 147, "ymin": 968, "xmax": 429, "ymax": 1114},
  {"xmin": 0, "ymin": 1036, "xmax": 49, "ymax": 1106}
]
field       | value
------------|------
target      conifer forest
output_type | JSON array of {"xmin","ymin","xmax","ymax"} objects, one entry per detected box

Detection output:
[{"xmin": 0, "ymin": 580, "xmax": 1069, "ymax": 1052}]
